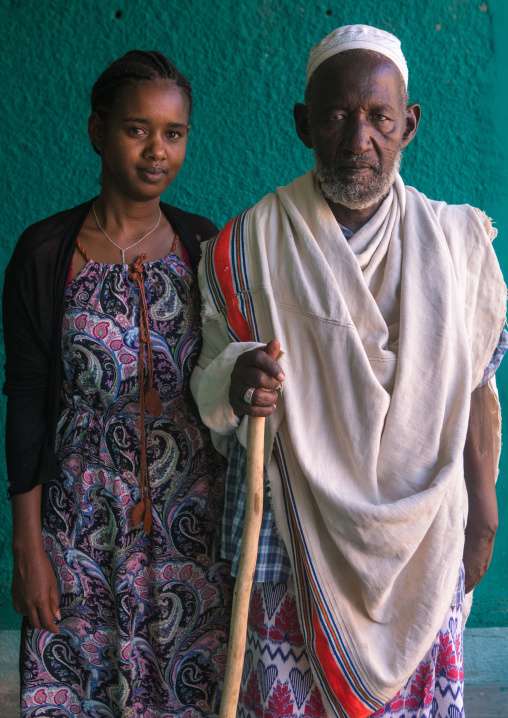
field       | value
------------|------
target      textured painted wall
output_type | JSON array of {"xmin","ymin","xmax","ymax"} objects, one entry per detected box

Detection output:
[{"xmin": 0, "ymin": 0, "xmax": 507, "ymax": 630}]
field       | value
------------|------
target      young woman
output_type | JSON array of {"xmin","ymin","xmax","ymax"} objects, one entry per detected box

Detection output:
[{"xmin": 4, "ymin": 50, "xmax": 231, "ymax": 717}]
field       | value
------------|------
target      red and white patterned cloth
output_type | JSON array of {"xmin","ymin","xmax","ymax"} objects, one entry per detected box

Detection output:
[{"xmin": 238, "ymin": 581, "xmax": 464, "ymax": 718}]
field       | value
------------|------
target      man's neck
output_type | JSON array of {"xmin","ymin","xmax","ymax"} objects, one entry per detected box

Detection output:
[{"xmin": 325, "ymin": 195, "xmax": 385, "ymax": 233}]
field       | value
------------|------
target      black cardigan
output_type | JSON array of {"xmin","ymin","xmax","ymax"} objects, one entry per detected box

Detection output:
[{"xmin": 3, "ymin": 199, "xmax": 218, "ymax": 496}]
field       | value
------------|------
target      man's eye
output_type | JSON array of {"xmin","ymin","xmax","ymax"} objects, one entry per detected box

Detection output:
[
  {"xmin": 128, "ymin": 127, "xmax": 145, "ymax": 136},
  {"xmin": 372, "ymin": 115, "xmax": 389, "ymax": 122},
  {"xmin": 167, "ymin": 130, "xmax": 182, "ymax": 140}
]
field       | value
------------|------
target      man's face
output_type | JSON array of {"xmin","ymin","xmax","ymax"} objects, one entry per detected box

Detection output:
[{"xmin": 298, "ymin": 52, "xmax": 417, "ymax": 211}]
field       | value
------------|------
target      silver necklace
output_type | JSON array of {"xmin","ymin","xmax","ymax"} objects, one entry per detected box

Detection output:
[{"xmin": 92, "ymin": 202, "xmax": 162, "ymax": 264}]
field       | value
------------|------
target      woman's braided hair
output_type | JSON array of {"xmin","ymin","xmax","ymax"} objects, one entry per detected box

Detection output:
[{"xmin": 90, "ymin": 50, "xmax": 192, "ymax": 155}]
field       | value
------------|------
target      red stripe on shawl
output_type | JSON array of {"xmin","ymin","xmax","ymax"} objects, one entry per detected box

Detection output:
[
  {"xmin": 213, "ymin": 218, "xmax": 252, "ymax": 342},
  {"xmin": 312, "ymin": 604, "xmax": 371, "ymax": 718}
]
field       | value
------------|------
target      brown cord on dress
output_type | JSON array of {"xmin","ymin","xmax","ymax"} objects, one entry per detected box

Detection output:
[{"xmin": 129, "ymin": 255, "xmax": 162, "ymax": 534}]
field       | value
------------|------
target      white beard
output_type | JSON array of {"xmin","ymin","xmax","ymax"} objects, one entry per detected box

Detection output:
[{"xmin": 314, "ymin": 147, "xmax": 402, "ymax": 210}]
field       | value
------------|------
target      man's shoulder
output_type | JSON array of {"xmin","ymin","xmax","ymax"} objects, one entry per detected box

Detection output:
[
  {"xmin": 208, "ymin": 193, "xmax": 278, "ymax": 244},
  {"xmin": 434, "ymin": 200, "xmax": 494, "ymax": 240},
  {"xmin": 231, "ymin": 190, "xmax": 281, "ymax": 222},
  {"xmin": 406, "ymin": 186, "xmax": 494, "ymax": 242},
  {"xmin": 211, "ymin": 172, "xmax": 313, "ymax": 244}
]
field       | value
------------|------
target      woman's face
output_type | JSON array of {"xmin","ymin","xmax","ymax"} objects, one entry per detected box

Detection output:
[{"xmin": 90, "ymin": 78, "xmax": 190, "ymax": 202}]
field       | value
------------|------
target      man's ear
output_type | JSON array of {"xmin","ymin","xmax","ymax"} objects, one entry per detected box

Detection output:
[
  {"xmin": 401, "ymin": 103, "xmax": 421, "ymax": 148},
  {"xmin": 88, "ymin": 112, "xmax": 106, "ymax": 153},
  {"xmin": 293, "ymin": 103, "xmax": 314, "ymax": 149}
]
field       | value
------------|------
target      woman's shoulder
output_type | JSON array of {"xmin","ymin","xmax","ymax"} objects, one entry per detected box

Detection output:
[
  {"xmin": 9, "ymin": 200, "xmax": 93, "ymax": 272},
  {"xmin": 160, "ymin": 202, "xmax": 219, "ymax": 241}
]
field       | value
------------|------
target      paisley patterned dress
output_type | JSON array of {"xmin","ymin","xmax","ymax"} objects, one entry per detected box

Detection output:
[{"xmin": 20, "ymin": 251, "xmax": 231, "ymax": 718}]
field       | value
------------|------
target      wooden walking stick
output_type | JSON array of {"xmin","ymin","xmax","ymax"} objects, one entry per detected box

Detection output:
[{"xmin": 219, "ymin": 415, "xmax": 266, "ymax": 718}]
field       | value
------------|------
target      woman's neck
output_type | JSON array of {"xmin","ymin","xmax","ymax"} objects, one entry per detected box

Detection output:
[{"xmin": 94, "ymin": 188, "xmax": 162, "ymax": 240}]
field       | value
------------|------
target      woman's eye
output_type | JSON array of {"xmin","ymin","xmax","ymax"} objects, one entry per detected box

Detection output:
[
  {"xmin": 128, "ymin": 127, "xmax": 145, "ymax": 136},
  {"xmin": 167, "ymin": 130, "xmax": 182, "ymax": 140}
]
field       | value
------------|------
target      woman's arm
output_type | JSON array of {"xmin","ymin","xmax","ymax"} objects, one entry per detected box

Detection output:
[
  {"xmin": 11, "ymin": 485, "xmax": 60, "ymax": 633},
  {"xmin": 463, "ymin": 382, "xmax": 498, "ymax": 593},
  {"xmin": 3, "ymin": 228, "xmax": 60, "ymax": 495},
  {"xmin": 3, "ymin": 225, "xmax": 64, "ymax": 632}
]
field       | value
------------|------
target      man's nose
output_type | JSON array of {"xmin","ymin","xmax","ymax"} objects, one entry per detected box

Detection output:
[{"xmin": 342, "ymin": 114, "xmax": 372, "ymax": 155}]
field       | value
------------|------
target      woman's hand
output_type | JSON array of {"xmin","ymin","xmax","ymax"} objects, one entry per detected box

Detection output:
[
  {"xmin": 463, "ymin": 383, "xmax": 498, "ymax": 594},
  {"xmin": 12, "ymin": 544, "xmax": 61, "ymax": 634},
  {"xmin": 229, "ymin": 339, "xmax": 285, "ymax": 419},
  {"xmin": 11, "ymin": 485, "xmax": 60, "ymax": 634}
]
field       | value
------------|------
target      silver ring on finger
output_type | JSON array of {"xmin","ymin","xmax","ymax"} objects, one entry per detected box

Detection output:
[{"xmin": 244, "ymin": 387, "xmax": 256, "ymax": 404}]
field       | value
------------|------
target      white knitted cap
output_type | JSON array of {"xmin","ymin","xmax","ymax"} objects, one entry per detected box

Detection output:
[{"xmin": 306, "ymin": 24, "xmax": 408, "ymax": 87}]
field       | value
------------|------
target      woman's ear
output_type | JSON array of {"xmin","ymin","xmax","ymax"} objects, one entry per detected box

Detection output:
[{"xmin": 88, "ymin": 112, "xmax": 105, "ymax": 154}]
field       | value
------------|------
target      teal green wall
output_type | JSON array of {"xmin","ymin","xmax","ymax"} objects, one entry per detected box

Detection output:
[{"xmin": 0, "ymin": 0, "xmax": 507, "ymax": 629}]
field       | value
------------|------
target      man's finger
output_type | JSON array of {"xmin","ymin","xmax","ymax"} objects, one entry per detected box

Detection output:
[
  {"xmin": 238, "ymin": 347, "xmax": 284, "ymax": 383},
  {"xmin": 238, "ymin": 386, "xmax": 279, "ymax": 408},
  {"xmin": 231, "ymin": 400, "xmax": 277, "ymax": 418},
  {"xmin": 235, "ymin": 367, "xmax": 282, "ymax": 392},
  {"xmin": 259, "ymin": 342, "xmax": 285, "ymax": 382},
  {"xmin": 265, "ymin": 338, "xmax": 282, "ymax": 359},
  {"xmin": 250, "ymin": 351, "xmax": 284, "ymax": 383},
  {"xmin": 249, "ymin": 388, "xmax": 279, "ymax": 406}
]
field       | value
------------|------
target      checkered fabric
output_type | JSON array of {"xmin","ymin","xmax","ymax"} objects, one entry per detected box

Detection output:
[{"xmin": 222, "ymin": 434, "xmax": 292, "ymax": 583}]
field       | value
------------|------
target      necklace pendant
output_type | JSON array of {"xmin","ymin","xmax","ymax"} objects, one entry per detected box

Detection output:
[{"xmin": 92, "ymin": 202, "xmax": 162, "ymax": 266}]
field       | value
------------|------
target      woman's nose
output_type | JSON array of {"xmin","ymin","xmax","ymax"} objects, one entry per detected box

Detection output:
[{"xmin": 145, "ymin": 135, "xmax": 166, "ymax": 160}]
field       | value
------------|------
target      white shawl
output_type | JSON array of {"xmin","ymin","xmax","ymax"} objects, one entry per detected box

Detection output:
[{"xmin": 193, "ymin": 171, "xmax": 506, "ymax": 715}]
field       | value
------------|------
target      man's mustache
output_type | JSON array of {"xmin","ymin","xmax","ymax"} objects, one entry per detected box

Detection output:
[{"xmin": 333, "ymin": 152, "xmax": 381, "ymax": 172}]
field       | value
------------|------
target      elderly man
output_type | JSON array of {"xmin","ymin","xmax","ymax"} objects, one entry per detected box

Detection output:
[{"xmin": 191, "ymin": 25, "xmax": 507, "ymax": 718}]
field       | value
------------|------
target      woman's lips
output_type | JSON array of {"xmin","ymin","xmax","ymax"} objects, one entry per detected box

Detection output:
[{"xmin": 137, "ymin": 167, "xmax": 167, "ymax": 183}]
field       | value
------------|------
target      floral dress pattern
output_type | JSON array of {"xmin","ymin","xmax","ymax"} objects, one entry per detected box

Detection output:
[{"xmin": 20, "ymin": 252, "xmax": 231, "ymax": 718}]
